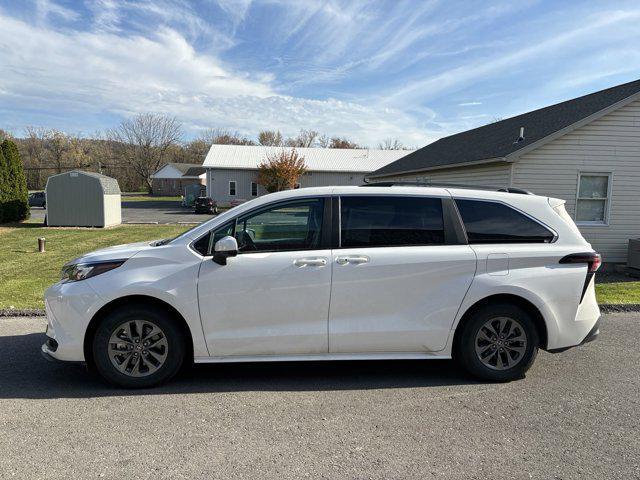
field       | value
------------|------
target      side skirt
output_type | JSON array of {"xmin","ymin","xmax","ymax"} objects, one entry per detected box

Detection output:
[{"xmin": 194, "ymin": 352, "xmax": 451, "ymax": 364}]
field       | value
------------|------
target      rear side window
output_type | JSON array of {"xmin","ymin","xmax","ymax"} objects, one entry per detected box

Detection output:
[
  {"xmin": 340, "ymin": 196, "xmax": 444, "ymax": 248},
  {"xmin": 455, "ymin": 199, "xmax": 555, "ymax": 244}
]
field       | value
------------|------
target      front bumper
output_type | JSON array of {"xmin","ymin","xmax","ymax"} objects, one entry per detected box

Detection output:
[{"xmin": 42, "ymin": 280, "xmax": 102, "ymax": 362}]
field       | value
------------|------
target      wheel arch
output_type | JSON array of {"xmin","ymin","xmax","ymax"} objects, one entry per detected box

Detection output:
[
  {"xmin": 83, "ymin": 295, "xmax": 194, "ymax": 368},
  {"xmin": 452, "ymin": 293, "xmax": 548, "ymax": 353}
]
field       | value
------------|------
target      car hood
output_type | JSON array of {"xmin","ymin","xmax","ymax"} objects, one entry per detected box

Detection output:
[{"xmin": 64, "ymin": 240, "xmax": 157, "ymax": 265}]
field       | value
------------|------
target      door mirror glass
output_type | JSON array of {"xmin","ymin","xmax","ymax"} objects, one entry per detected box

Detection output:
[{"xmin": 213, "ymin": 236, "xmax": 238, "ymax": 265}]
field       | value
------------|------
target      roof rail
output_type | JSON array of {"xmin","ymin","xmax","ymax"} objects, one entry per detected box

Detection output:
[{"xmin": 361, "ymin": 180, "xmax": 534, "ymax": 195}]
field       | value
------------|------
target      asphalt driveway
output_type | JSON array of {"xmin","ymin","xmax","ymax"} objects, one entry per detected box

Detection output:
[
  {"xmin": 0, "ymin": 313, "xmax": 638, "ymax": 479},
  {"xmin": 29, "ymin": 201, "xmax": 213, "ymax": 225}
]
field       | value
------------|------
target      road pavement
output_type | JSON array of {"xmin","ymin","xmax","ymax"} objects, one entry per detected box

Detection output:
[{"xmin": 0, "ymin": 314, "xmax": 638, "ymax": 479}]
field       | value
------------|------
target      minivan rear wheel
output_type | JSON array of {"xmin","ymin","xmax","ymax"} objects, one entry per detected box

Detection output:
[
  {"xmin": 92, "ymin": 305, "xmax": 186, "ymax": 388},
  {"xmin": 455, "ymin": 303, "xmax": 539, "ymax": 382}
]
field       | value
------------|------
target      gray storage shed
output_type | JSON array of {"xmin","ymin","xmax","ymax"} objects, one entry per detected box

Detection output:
[{"xmin": 45, "ymin": 171, "xmax": 122, "ymax": 227}]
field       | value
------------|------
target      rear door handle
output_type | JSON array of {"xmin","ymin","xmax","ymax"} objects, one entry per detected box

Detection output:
[
  {"xmin": 336, "ymin": 255, "xmax": 370, "ymax": 265},
  {"xmin": 293, "ymin": 257, "xmax": 327, "ymax": 267}
]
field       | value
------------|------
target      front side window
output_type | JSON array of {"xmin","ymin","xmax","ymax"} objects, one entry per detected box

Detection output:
[
  {"xmin": 229, "ymin": 181, "xmax": 236, "ymax": 196},
  {"xmin": 235, "ymin": 198, "xmax": 325, "ymax": 252},
  {"xmin": 576, "ymin": 173, "xmax": 610, "ymax": 224},
  {"xmin": 340, "ymin": 196, "xmax": 444, "ymax": 248},
  {"xmin": 192, "ymin": 221, "xmax": 234, "ymax": 256},
  {"xmin": 455, "ymin": 199, "xmax": 555, "ymax": 244}
]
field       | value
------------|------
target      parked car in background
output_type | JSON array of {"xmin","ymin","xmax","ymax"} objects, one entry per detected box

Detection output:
[
  {"xmin": 28, "ymin": 191, "xmax": 46, "ymax": 208},
  {"xmin": 194, "ymin": 196, "xmax": 218, "ymax": 214},
  {"xmin": 42, "ymin": 185, "xmax": 601, "ymax": 388}
]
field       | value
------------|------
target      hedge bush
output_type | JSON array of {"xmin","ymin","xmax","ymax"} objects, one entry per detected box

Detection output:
[{"xmin": 0, "ymin": 139, "xmax": 30, "ymax": 223}]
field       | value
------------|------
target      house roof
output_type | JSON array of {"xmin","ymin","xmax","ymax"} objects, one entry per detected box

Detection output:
[
  {"xmin": 183, "ymin": 166, "xmax": 206, "ymax": 177},
  {"xmin": 152, "ymin": 163, "xmax": 204, "ymax": 178},
  {"xmin": 370, "ymin": 78, "xmax": 640, "ymax": 178},
  {"xmin": 203, "ymin": 145, "xmax": 412, "ymax": 173}
]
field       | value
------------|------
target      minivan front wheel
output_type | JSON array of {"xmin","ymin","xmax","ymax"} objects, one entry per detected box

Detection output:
[
  {"xmin": 455, "ymin": 303, "xmax": 539, "ymax": 382},
  {"xmin": 92, "ymin": 306, "xmax": 185, "ymax": 388}
]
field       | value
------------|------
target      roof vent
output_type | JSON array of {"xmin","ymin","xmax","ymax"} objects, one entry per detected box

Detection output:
[{"xmin": 514, "ymin": 126, "xmax": 525, "ymax": 144}]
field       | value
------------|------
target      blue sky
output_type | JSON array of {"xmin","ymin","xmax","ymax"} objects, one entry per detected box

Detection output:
[{"xmin": 1, "ymin": 0, "xmax": 639, "ymax": 147}]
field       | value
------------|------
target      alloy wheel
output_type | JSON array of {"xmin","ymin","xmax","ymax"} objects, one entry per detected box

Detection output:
[
  {"xmin": 474, "ymin": 316, "xmax": 528, "ymax": 370},
  {"xmin": 108, "ymin": 320, "xmax": 169, "ymax": 377}
]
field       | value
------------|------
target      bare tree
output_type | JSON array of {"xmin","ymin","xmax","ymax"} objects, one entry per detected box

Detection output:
[
  {"xmin": 378, "ymin": 138, "xmax": 407, "ymax": 150},
  {"xmin": 317, "ymin": 134, "xmax": 330, "ymax": 148},
  {"xmin": 108, "ymin": 113, "xmax": 183, "ymax": 193},
  {"xmin": 329, "ymin": 136, "xmax": 360, "ymax": 149},
  {"xmin": 257, "ymin": 148, "xmax": 307, "ymax": 193},
  {"xmin": 198, "ymin": 128, "xmax": 254, "ymax": 146},
  {"xmin": 258, "ymin": 130, "xmax": 283, "ymax": 146},
  {"xmin": 285, "ymin": 129, "xmax": 319, "ymax": 148},
  {"xmin": 44, "ymin": 130, "xmax": 71, "ymax": 173}
]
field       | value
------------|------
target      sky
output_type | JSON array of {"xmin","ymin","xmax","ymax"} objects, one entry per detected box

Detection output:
[{"xmin": 0, "ymin": 0, "xmax": 639, "ymax": 148}]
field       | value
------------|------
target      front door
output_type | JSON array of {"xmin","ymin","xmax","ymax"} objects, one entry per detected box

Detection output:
[
  {"xmin": 198, "ymin": 197, "xmax": 332, "ymax": 357},
  {"xmin": 328, "ymin": 195, "xmax": 477, "ymax": 353}
]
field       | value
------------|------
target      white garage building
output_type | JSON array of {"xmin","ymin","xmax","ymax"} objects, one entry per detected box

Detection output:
[{"xmin": 202, "ymin": 145, "xmax": 411, "ymax": 205}]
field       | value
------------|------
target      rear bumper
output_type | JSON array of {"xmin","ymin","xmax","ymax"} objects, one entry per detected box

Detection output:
[{"xmin": 547, "ymin": 318, "xmax": 600, "ymax": 353}]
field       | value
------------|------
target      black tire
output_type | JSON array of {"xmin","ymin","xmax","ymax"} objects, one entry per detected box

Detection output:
[
  {"xmin": 212, "ymin": 207, "xmax": 218, "ymax": 214},
  {"xmin": 454, "ymin": 303, "xmax": 539, "ymax": 382},
  {"xmin": 92, "ymin": 305, "xmax": 186, "ymax": 388}
]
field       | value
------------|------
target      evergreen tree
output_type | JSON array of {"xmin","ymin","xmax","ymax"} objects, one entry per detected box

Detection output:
[
  {"xmin": 0, "ymin": 139, "xmax": 30, "ymax": 222},
  {"xmin": 0, "ymin": 146, "xmax": 7, "ymax": 223}
]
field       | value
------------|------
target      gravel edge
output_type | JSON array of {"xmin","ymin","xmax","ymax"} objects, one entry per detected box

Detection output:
[{"xmin": 3, "ymin": 304, "xmax": 640, "ymax": 318}]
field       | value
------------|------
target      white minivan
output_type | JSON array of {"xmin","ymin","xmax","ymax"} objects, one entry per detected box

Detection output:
[{"xmin": 42, "ymin": 185, "xmax": 601, "ymax": 388}]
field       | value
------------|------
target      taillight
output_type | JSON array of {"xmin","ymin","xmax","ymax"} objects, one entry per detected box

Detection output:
[{"xmin": 559, "ymin": 252, "xmax": 601, "ymax": 273}]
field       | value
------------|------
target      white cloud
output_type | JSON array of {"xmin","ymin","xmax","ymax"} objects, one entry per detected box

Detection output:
[
  {"xmin": 384, "ymin": 9, "xmax": 640, "ymax": 107},
  {"xmin": 0, "ymin": 12, "xmax": 433, "ymax": 146},
  {"xmin": 458, "ymin": 102, "xmax": 482, "ymax": 106}
]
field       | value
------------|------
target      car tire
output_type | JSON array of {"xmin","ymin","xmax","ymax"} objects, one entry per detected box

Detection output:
[
  {"xmin": 212, "ymin": 207, "xmax": 218, "ymax": 214},
  {"xmin": 455, "ymin": 303, "xmax": 539, "ymax": 382},
  {"xmin": 92, "ymin": 305, "xmax": 186, "ymax": 388}
]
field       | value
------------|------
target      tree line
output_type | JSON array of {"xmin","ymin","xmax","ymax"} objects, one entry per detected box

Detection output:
[{"xmin": 1, "ymin": 113, "xmax": 409, "ymax": 193}]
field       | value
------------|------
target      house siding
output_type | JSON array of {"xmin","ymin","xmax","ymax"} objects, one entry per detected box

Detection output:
[
  {"xmin": 206, "ymin": 168, "xmax": 368, "ymax": 204},
  {"xmin": 380, "ymin": 162, "xmax": 512, "ymax": 187},
  {"xmin": 513, "ymin": 98, "xmax": 640, "ymax": 262}
]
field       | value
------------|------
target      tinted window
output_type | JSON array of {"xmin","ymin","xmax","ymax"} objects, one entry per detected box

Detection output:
[
  {"xmin": 455, "ymin": 199, "xmax": 554, "ymax": 244},
  {"xmin": 236, "ymin": 198, "xmax": 324, "ymax": 252},
  {"xmin": 340, "ymin": 196, "xmax": 444, "ymax": 248}
]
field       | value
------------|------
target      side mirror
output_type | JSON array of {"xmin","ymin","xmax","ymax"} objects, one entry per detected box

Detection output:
[{"xmin": 212, "ymin": 236, "xmax": 238, "ymax": 266}]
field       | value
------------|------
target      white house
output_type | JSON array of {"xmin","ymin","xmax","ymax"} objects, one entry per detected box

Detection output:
[
  {"xmin": 150, "ymin": 163, "xmax": 206, "ymax": 196},
  {"xmin": 368, "ymin": 78, "xmax": 640, "ymax": 264},
  {"xmin": 202, "ymin": 145, "xmax": 412, "ymax": 205}
]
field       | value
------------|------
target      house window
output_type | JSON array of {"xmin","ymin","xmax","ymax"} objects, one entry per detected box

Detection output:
[
  {"xmin": 229, "ymin": 181, "xmax": 236, "ymax": 196},
  {"xmin": 576, "ymin": 173, "xmax": 611, "ymax": 224},
  {"xmin": 251, "ymin": 182, "xmax": 258, "ymax": 197}
]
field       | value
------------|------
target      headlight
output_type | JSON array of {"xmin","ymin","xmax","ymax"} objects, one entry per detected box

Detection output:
[{"xmin": 60, "ymin": 260, "xmax": 126, "ymax": 282}]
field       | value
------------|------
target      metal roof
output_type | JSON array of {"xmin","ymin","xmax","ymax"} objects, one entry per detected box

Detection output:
[
  {"xmin": 50, "ymin": 170, "xmax": 121, "ymax": 195},
  {"xmin": 203, "ymin": 145, "xmax": 412, "ymax": 173},
  {"xmin": 370, "ymin": 78, "xmax": 640, "ymax": 178}
]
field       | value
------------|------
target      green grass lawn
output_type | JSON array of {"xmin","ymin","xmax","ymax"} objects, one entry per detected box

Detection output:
[
  {"xmin": 0, "ymin": 223, "xmax": 189, "ymax": 310},
  {"xmin": 595, "ymin": 282, "xmax": 640, "ymax": 304}
]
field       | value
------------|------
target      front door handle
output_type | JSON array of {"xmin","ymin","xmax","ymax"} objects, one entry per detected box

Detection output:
[
  {"xmin": 336, "ymin": 255, "xmax": 370, "ymax": 265},
  {"xmin": 293, "ymin": 257, "xmax": 327, "ymax": 267}
]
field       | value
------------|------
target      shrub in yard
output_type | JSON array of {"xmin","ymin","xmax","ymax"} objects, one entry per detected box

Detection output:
[
  {"xmin": 0, "ymin": 146, "xmax": 6, "ymax": 223},
  {"xmin": 257, "ymin": 148, "xmax": 307, "ymax": 193},
  {"xmin": 0, "ymin": 139, "xmax": 30, "ymax": 223}
]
